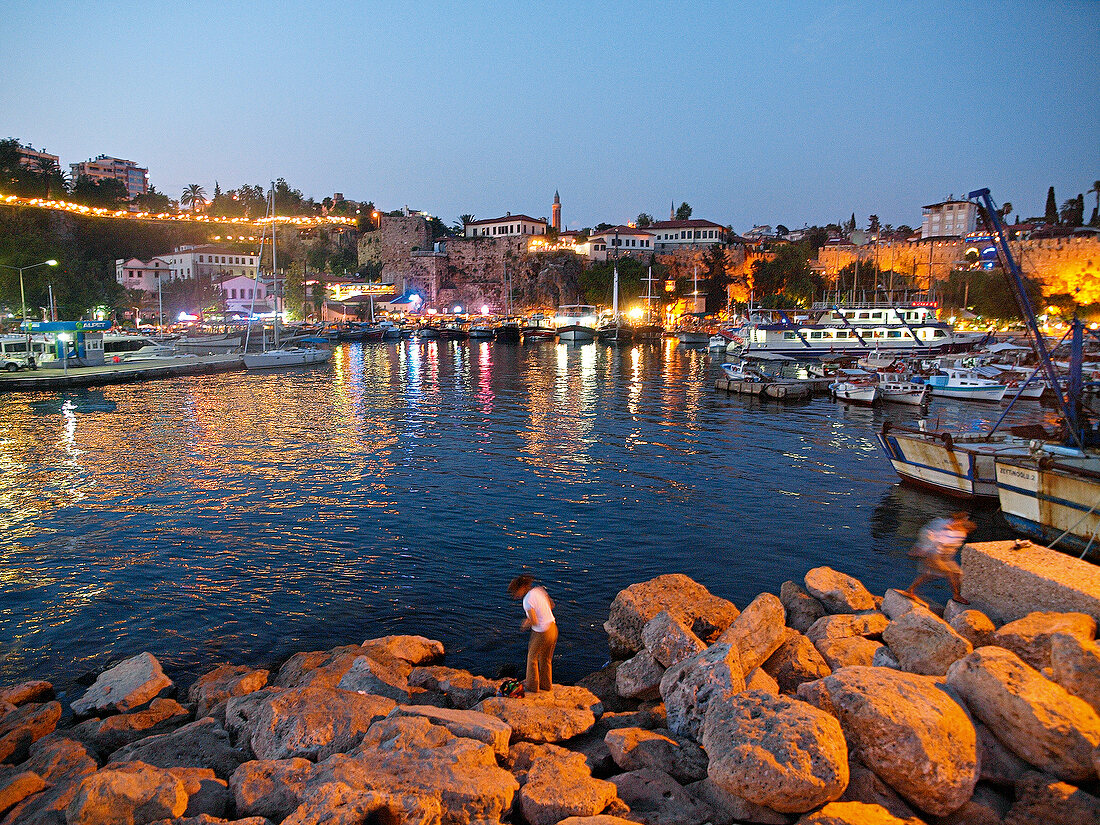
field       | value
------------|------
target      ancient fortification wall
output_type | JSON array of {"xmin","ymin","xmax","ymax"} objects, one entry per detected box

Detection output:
[{"xmin": 815, "ymin": 237, "xmax": 1100, "ymax": 304}]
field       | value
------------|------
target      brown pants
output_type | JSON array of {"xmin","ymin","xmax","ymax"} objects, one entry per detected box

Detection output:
[{"xmin": 526, "ymin": 623, "xmax": 558, "ymax": 693}]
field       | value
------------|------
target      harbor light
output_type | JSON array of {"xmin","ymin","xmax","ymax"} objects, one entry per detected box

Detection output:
[
  {"xmin": 481, "ymin": 304, "xmax": 489, "ymax": 315},
  {"xmin": 454, "ymin": 305, "xmax": 462, "ymax": 313},
  {"xmin": 627, "ymin": 307, "xmax": 644, "ymax": 320}
]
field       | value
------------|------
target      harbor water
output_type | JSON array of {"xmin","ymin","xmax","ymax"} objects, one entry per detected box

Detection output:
[{"xmin": 0, "ymin": 339, "xmax": 1053, "ymax": 699}]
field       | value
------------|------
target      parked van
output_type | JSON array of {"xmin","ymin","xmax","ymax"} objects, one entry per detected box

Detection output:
[{"xmin": 0, "ymin": 336, "xmax": 40, "ymax": 371}]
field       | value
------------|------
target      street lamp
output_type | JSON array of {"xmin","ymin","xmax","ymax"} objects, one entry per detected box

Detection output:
[{"xmin": 0, "ymin": 259, "xmax": 58, "ymax": 325}]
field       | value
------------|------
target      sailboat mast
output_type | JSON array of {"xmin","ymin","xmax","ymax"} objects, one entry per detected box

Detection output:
[
  {"xmin": 243, "ymin": 186, "xmax": 272, "ymax": 353},
  {"xmin": 612, "ymin": 261, "xmax": 619, "ymax": 322},
  {"xmin": 271, "ymin": 184, "xmax": 278, "ymax": 349}
]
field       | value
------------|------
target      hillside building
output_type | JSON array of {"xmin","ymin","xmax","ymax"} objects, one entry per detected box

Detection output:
[
  {"xmin": 588, "ymin": 225, "xmax": 655, "ymax": 260},
  {"xmin": 15, "ymin": 143, "xmax": 60, "ymax": 170},
  {"xmin": 464, "ymin": 214, "xmax": 547, "ymax": 238},
  {"xmin": 115, "ymin": 257, "xmax": 173, "ymax": 293},
  {"xmin": 70, "ymin": 155, "xmax": 149, "ymax": 199},
  {"xmin": 648, "ymin": 219, "xmax": 727, "ymax": 250},
  {"xmin": 921, "ymin": 199, "xmax": 978, "ymax": 239}
]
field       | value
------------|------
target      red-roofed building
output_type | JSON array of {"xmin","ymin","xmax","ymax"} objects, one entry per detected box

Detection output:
[
  {"xmin": 464, "ymin": 213, "xmax": 548, "ymax": 238},
  {"xmin": 646, "ymin": 219, "xmax": 728, "ymax": 251},
  {"xmin": 587, "ymin": 225, "xmax": 656, "ymax": 260}
]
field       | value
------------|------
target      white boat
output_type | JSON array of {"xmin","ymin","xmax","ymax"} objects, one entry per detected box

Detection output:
[
  {"xmin": 554, "ymin": 305, "xmax": 597, "ymax": 342},
  {"xmin": 708, "ymin": 334, "xmax": 729, "ymax": 351},
  {"xmin": 720, "ymin": 361, "xmax": 760, "ymax": 382},
  {"xmin": 995, "ymin": 449, "xmax": 1100, "ymax": 555},
  {"xmin": 830, "ymin": 380, "xmax": 879, "ymax": 405},
  {"xmin": 726, "ymin": 301, "xmax": 986, "ymax": 357},
  {"xmin": 925, "ymin": 368, "xmax": 1007, "ymax": 402},
  {"xmin": 175, "ymin": 334, "xmax": 242, "ymax": 353},
  {"xmin": 243, "ymin": 345, "xmax": 332, "ymax": 369},
  {"xmin": 102, "ymin": 333, "xmax": 176, "ymax": 362},
  {"xmin": 877, "ymin": 423, "xmax": 1035, "ymax": 499},
  {"xmin": 879, "ymin": 379, "xmax": 929, "ymax": 406}
]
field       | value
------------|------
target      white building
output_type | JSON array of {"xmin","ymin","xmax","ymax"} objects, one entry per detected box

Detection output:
[
  {"xmin": 218, "ymin": 274, "xmax": 273, "ymax": 315},
  {"xmin": 921, "ymin": 200, "xmax": 978, "ymax": 239},
  {"xmin": 464, "ymin": 213, "xmax": 547, "ymax": 238},
  {"xmin": 115, "ymin": 257, "xmax": 174, "ymax": 293},
  {"xmin": 647, "ymin": 219, "xmax": 727, "ymax": 251},
  {"xmin": 70, "ymin": 155, "xmax": 149, "ymax": 199},
  {"xmin": 159, "ymin": 245, "xmax": 259, "ymax": 283},
  {"xmin": 587, "ymin": 226, "xmax": 656, "ymax": 260}
]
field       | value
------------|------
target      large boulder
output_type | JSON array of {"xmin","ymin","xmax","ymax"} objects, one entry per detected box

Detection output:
[
  {"xmin": 360, "ymin": 635, "xmax": 445, "ymax": 668},
  {"xmin": 229, "ymin": 757, "xmax": 316, "ymax": 821},
  {"xmin": 0, "ymin": 735, "xmax": 98, "ymax": 824},
  {"xmin": 948, "ymin": 610, "xmax": 997, "ymax": 650},
  {"xmin": 516, "ymin": 743, "xmax": 619, "ymax": 825},
  {"xmin": 604, "ymin": 727, "xmax": 707, "ymax": 783},
  {"xmin": 243, "ymin": 686, "xmax": 394, "ymax": 761},
  {"xmin": 701, "ymin": 690, "xmax": 849, "ymax": 814},
  {"xmin": 946, "ymin": 646, "xmax": 1100, "ymax": 783},
  {"xmin": 838, "ymin": 757, "xmax": 917, "ymax": 820},
  {"xmin": 70, "ymin": 652, "xmax": 173, "ymax": 717},
  {"xmin": 313, "ymin": 714, "xmax": 519, "ymax": 825},
  {"xmin": 1051, "ymin": 632, "xmax": 1100, "ymax": 713},
  {"xmin": 87, "ymin": 698, "xmax": 190, "ymax": 755},
  {"xmin": 0, "ymin": 770, "xmax": 46, "ymax": 818},
  {"xmin": 1004, "ymin": 771, "xmax": 1100, "ymax": 825},
  {"xmin": 390, "ymin": 705, "xmax": 511, "ymax": 756},
  {"xmin": 642, "ymin": 611, "xmax": 706, "ymax": 669},
  {"xmin": 781, "ymin": 580, "xmax": 827, "ymax": 633},
  {"xmin": 335, "ymin": 655, "xmax": 413, "ymax": 702},
  {"xmin": 0, "ymin": 701, "xmax": 61, "ymax": 764},
  {"xmin": 716, "ymin": 592, "xmax": 788, "ymax": 673},
  {"xmin": 188, "ymin": 666, "xmax": 269, "ymax": 719},
  {"xmin": 882, "ymin": 607, "xmax": 973, "ymax": 677},
  {"xmin": 992, "ymin": 612, "xmax": 1097, "ymax": 671},
  {"xmin": 0, "ymin": 683, "xmax": 53, "ymax": 708},
  {"xmin": 814, "ymin": 636, "xmax": 884, "ymax": 670},
  {"xmin": 610, "ymin": 768, "xmax": 714, "ymax": 825},
  {"xmin": 65, "ymin": 761, "xmax": 186, "ymax": 825},
  {"xmin": 407, "ymin": 666, "xmax": 498, "ymax": 710},
  {"xmin": 804, "ymin": 567, "xmax": 876, "ymax": 614},
  {"xmin": 797, "ymin": 800, "xmax": 923, "ymax": 825},
  {"xmin": 109, "ymin": 717, "xmax": 247, "ymax": 780},
  {"xmin": 615, "ymin": 651, "xmax": 665, "ymax": 701},
  {"xmin": 975, "ymin": 721, "xmax": 1029, "ymax": 786},
  {"xmin": 223, "ymin": 687, "xmax": 282, "ymax": 744},
  {"xmin": 475, "ymin": 685, "xmax": 599, "ymax": 743},
  {"xmin": 744, "ymin": 667, "xmax": 780, "ymax": 695},
  {"xmin": 807, "ymin": 613, "xmax": 889, "ymax": 645},
  {"xmin": 604, "ymin": 574, "xmax": 740, "ymax": 653},
  {"xmin": 762, "ymin": 629, "xmax": 832, "ymax": 694},
  {"xmin": 166, "ymin": 766, "xmax": 228, "ymax": 818},
  {"xmin": 881, "ymin": 590, "xmax": 921, "ymax": 621},
  {"xmin": 659, "ymin": 643, "xmax": 744, "ymax": 740},
  {"xmin": 816, "ymin": 666, "xmax": 978, "ymax": 816}
]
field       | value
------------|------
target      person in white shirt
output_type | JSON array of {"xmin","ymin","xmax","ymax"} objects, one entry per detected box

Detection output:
[
  {"xmin": 508, "ymin": 574, "xmax": 558, "ymax": 693},
  {"xmin": 903, "ymin": 512, "xmax": 974, "ymax": 605}
]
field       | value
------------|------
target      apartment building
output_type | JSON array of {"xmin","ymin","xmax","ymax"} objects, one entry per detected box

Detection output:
[{"xmin": 70, "ymin": 155, "xmax": 149, "ymax": 199}]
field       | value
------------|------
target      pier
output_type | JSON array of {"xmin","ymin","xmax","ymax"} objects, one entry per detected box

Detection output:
[
  {"xmin": 0, "ymin": 354, "xmax": 243, "ymax": 392},
  {"xmin": 714, "ymin": 376, "xmax": 832, "ymax": 400}
]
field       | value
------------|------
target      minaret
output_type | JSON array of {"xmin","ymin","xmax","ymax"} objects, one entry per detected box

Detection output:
[
  {"xmin": 670, "ymin": 200, "xmax": 675, "ymax": 220},
  {"xmin": 552, "ymin": 190, "xmax": 561, "ymax": 231}
]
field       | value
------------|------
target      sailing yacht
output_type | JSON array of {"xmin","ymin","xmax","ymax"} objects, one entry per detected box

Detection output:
[
  {"xmin": 596, "ymin": 258, "xmax": 631, "ymax": 343},
  {"xmin": 243, "ymin": 185, "xmax": 333, "ymax": 370},
  {"xmin": 632, "ymin": 266, "xmax": 664, "ymax": 342}
]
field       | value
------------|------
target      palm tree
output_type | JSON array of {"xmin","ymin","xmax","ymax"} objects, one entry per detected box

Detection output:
[
  {"xmin": 999, "ymin": 202, "xmax": 1012, "ymax": 222},
  {"xmin": 181, "ymin": 184, "xmax": 207, "ymax": 212},
  {"xmin": 33, "ymin": 157, "xmax": 63, "ymax": 199},
  {"xmin": 1090, "ymin": 181, "xmax": 1100, "ymax": 226}
]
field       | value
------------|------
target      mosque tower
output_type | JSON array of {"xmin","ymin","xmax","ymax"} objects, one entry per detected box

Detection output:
[
  {"xmin": 670, "ymin": 200, "xmax": 675, "ymax": 220},
  {"xmin": 552, "ymin": 191, "xmax": 561, "ymax": 231}
]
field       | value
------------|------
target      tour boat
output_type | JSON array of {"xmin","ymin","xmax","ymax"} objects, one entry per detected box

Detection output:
[
  {"xmin": 554, "ymin": 305, "xmax": 598, "ymax": 342},
  {"xmin": 725, "ymin": 301, "xmax": 986, "ymax": 357},
  {"xmin": 925, "ymin": 368, "xmax": 1007, "ymax": 402}
]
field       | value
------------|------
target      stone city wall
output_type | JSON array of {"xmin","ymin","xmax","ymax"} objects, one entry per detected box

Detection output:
[{"xmin": 815, "ymin": 236, "xmax": 1100, "ymax": 304}]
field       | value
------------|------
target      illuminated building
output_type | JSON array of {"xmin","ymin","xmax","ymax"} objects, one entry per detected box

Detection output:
[
  {"xmin": 587, "ymin": 225, "xmax": 655, "ymax": 260},
  {"xmin": 160, "ymin": 245, "xmax": 259, "ymax": 283},
  {"xmin": 921, "ymin": 200, "xmax": 978, "ymax": 239},
  {"xmin": 114, "ymin": 257, "xmax": 174, "ymax": 292},
  {"xmin": 464, "ymin": 213, "xmax": 547, "ymax": 238},
  {"xmin": 647, "ymin": 219, "xmax": 727, "ymax": 251},
  {"xmin": 552, "ymin": 191, "xmax": 561, "ymax": 231},
  {"xmin": 69, "ymin": 155, "xmax": 149, "ymax": 199},
  {"xmin": 218, "ymin": 275, "xmax": 273, "ymax": 315}
]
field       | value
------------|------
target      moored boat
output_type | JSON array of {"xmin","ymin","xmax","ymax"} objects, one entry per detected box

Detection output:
[
  {"xmin": 554, "ymin": 305, "xmax": 597, "ymax": 342},
  {"xmin": 995, "ymin": 451, "xmax": 1100, "ymax": 554},
  {"xmin": 925, "ymin": 368, "xmax": 1007, "ymax": 402}
]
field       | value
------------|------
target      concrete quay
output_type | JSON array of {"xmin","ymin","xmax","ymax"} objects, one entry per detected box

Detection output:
[{"xmin": 0, "ymin": 354, "xmax": 243, "ymax": 392}]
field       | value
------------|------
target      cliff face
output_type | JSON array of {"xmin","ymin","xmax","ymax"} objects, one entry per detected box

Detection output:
[{"xmin": 816, "ymin": 237, "xmax": 1100, "ymax": 304}]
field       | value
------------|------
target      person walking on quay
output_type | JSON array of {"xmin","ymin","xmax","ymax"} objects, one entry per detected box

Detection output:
[
  {"xmin": 902, "ymin": 512, "xmax": 975, "ymax": 605},
  {"xmin": 508, "ymin": 574, "xmax": 557, "ymax": 694}
]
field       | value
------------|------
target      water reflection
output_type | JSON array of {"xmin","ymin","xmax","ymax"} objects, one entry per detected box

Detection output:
[{"xmin": 0, "ymin": 341, "xmax": 1048, "ymax": 694}]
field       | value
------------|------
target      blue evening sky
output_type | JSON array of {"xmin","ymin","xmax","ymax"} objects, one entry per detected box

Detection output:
[{"xmin": 4, "ymin": 1, "xmax": 1097, "ymax": 232}]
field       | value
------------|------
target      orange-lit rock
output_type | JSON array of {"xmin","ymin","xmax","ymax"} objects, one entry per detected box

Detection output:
[
  {"xmin": 717, "ymin": 592, "xmax": 788, "ymax": 672},
  {"xmin": 604, "ymin": 574, "xmax": 740, "ymax": 653},
  {"xmin": 993, "ymin": 611, "xmax": 1097, "ymax": 671},
  {"xmin": 642, "ymin": 610, "xmax": 707, "ymax": 669},
  {"xmin": 763, "ymin": 629, "xmax": 832, "ymax": 694},
  {"xmin": 807, "ymin": 613, "xmax": 890, "ymax": 645},
  {"xmin": 804, "ymin": 567, "xmax": 876, "ymax": 615},
  {"xmin": 109, "ymin": 717, "xmax": 247, "ymax": 780},
  {"xmin": 65, "ymin": 761, "xmax": 186, "ymax": 825},
  {"xmin": 797, "ymin": 799, "xmax": 924, "ymax": 825},
  {"xmin": 946, "ymin": 646, "xmax": 1100, "ymax": 783},
  {"xmin": 0, "ymin": 701, "xmax": 62, "ymax": 764},
  {"xmin": 229, "ymin": 757, "xmax": 316, "ymax": 821},
  {"xmin": 604, "ymin": 727, "xmax": 707, "ymax": 783},
  {"xmin": 702, "ymin": 690, "xmax": 849, "ymax": 813},
  {"xmin": 882, "ymin": 606, "xmax": 973, "ymax": 677},
  {"xmin": 70, "ymin": 652, "xmax": 173, "ymax": 717},
  {"xmin": 476, "ymin": 685, "xmax": 600, "ymax": 744},
  {"xmin": 818, "ymin": 666, "xmax": 978, "ymax": 816},
  {"xmin": 189, "ymin": 665, "xmax": 270, "ymax": 719},
  {"xmin": 781, "ymin": 580, "xmax": 827, "ymax": 633},
  {"xmin": 1050, "ymin": 632, "xmax": 1100, "ymax": 713},
  {"xmin": 660, "ymin": 643, "xmax": 744, "ymax": 740},
  {"xmin": 516, "ymin": 742, "xmax": 619, "ymax": 825}
]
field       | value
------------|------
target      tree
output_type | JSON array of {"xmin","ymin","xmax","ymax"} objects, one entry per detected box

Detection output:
[
  {"xmin": 1045, "ymin": 186, "xmax": 1058, "ymax": 224},
  {"xmin": 775, "ymin": 224, "xmax": 789, "ymax": 237},
  {"xmin": 70, "ymin": 175, "xmax": 128, "ymax": 208},
  {"xmin": 310, "ymin": 282, "xmax": 327, "ymax": 320},
  {"xmin": 181, "ymin": 183, "xmax": 207, "ymax": 212},
  {"xmin": 868, "ymin": 215, "xmax": 880, "ymax": 234},
  {"xmin": 283, "ymin": 262, "xmax": 305, "ymax": 321},
  {"xmin": 701, "ymin": 244, "xmax": 730, "ymax": 313},
  {"xmin": 131, "ymin": 186, "xmax": 172, "ymax": 213},
  {"xmin": 999, "ymin": 202, "xmax": 1013, "ymax": 222},
  {"xmin": 1060, "ymin": 196, "xmax": 1084, "ymax": 227},
  {"xmin": 675, "ymin": 202, "xmax": 692, "ymax": 221},
  {"xmin": 636, "ymin": 213, "xmax": 654, "ymax": 228},
  {"xmin": 32, "ymin": 157, "xmax": 65, "ymax": 199},
  {"xmin": 844, "ymin": 213, "xmax": 856, "ymax": 234}
]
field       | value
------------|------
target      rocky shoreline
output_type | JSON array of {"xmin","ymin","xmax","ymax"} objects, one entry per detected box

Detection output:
[{"xmin": 2, "ymin": 566, "xmax": 1099, "ymax": 825}]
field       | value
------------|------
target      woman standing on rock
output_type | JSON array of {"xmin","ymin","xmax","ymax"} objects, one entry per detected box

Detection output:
[{"xmin": 508, "ymin": 574, "xmax": 557, "ymax": 694}]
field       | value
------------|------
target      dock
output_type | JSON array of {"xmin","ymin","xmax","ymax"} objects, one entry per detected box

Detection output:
[
  {"xmin": 0, "ymin": 355, "xmax": 244, "ymax": 392},
  {"xmin": 714, "ymin": 376, "xmax": 832, "ymax": 400}
]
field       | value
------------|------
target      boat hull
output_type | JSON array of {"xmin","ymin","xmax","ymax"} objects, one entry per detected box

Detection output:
[
  {"xmin": 243, "ymin": 349, "xmax": 332, "ymax": 369},
  {"xmin": 557, "ymin": 325, "xmax": 595, "ymax": 342},
  {"xmin": 876, "ymin": 428, "xmax": 1031, "ymax": 499},
  {"xmin": 995, "ymin": 458, "xmax": 1100, "ymax": 553},
  {"xmin": 831, "ymin": 383, "xmax": 879, "ymax": 405}
]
